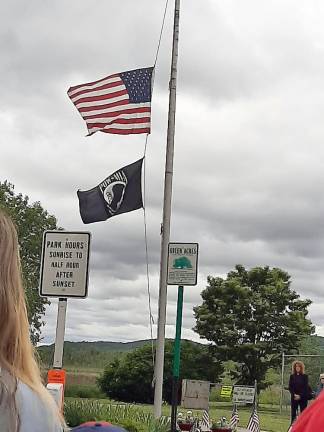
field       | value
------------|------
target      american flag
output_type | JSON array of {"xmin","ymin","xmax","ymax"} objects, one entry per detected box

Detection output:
[
  {"xmin": 247, "ymin": 408, "xmax": 260, "ymax": 432},
  {"xmin": 200, "ymin": 410, "xmax": 210, "ymax": 431},
  {"xmin": 230, "ymin": 404, "xmax": 239, "ymax": 430},
  {"xmin": 68, "ymin": 67, "xmax": 153, "ymax": 136}
]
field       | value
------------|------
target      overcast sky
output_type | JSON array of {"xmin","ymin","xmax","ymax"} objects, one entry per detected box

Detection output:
[{"xmin": 2, "ymin": 0, "xmax": 324, "ymax": 345}]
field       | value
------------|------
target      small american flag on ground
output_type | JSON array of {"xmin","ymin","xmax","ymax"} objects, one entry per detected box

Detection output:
[
  {"xmin": 68, "ymin": 67, "xmax": 153, "ymax": 135},
  {"xmin": 247, "ymin": 407, "xmax": 260, "ymax": 432},
  {"xmin": 200, "ymin": 410, "xmax": 210, "ymax": 431},
  {"xmin": 230, "ymin": 404, "xmax": 239, "ymax": 430}
]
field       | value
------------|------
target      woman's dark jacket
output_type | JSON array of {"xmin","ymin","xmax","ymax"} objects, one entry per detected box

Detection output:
[{"xmin": 289, "ymin": 373, "xmax": 309, "ymax": 401}]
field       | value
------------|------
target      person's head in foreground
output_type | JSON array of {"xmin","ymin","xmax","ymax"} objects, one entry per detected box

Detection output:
[
  {"xmin": 72, "ymin": 422, "xmax": 127, "ymax": 432},
  {"xmin": 0, "ymin": 210, "xmax": 64, "ymax": 431}
]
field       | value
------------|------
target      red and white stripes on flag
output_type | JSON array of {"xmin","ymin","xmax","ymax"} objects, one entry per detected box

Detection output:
[
  {"xmin": 68, "ymin": 67, "xmax": 153, "ymax": 136},
  {"xmin": 247, "ymin": 408, "xmax": 260, "ymax": 432},
  {"xmin": 230, "ymin": 404, "xmax": 239, "ymax": 430},
  {"xmin": 200, "ymin": 410, "xmax": 210, "ymax": 431}
]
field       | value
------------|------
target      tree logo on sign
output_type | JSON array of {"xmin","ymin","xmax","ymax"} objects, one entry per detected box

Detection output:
[{"xmin": 173, "ymin": 257, "xmax": 192, "ymax": 269}]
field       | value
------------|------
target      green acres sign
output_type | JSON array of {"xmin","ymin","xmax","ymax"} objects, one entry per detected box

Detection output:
[{"xmin": 167, "ymin": 243, "xmax": 198, "ymax": 286}]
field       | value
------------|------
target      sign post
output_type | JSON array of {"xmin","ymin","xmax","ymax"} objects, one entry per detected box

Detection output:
[
  {"xmin": 39, "ymin": 230, "xmax": 91, "ymax": 407},
  {"xmin": 53, "ymin": 298, "xmax": 68, "ymax": 369},
  {"xmin": 168, "ymin": 242, "xmax": 198, "ymax": 432},
  {"xmin": 47, "ymin": 369, "xmax": 66, "ymax": 411},
  {"xmin": 170, "ymin": 285, "xmax": 184, "ymax": 432}
]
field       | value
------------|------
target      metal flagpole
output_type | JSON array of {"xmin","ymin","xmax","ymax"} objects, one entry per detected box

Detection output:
[{"xmin": 153, "ymin": 0, "xmax": 181, "ymax": 419}]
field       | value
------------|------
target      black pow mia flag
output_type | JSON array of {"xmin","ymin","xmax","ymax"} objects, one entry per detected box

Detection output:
[{"xmin": 77, "ymin": 158, "xmax": 143, "ymax": 224}]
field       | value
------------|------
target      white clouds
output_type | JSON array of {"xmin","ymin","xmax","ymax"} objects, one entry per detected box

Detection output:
[{"xmin": 2, "ymin": 0, "xmax": 324, "ymax": 344}]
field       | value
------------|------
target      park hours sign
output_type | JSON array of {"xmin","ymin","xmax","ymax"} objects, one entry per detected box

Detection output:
[
  {"xmin": 39, "ymin": 231, "xmax": 91, "ymax": 298},
  {"xmin": 167, "ymin": 242, "xmax": 198, "ymax": 286}
]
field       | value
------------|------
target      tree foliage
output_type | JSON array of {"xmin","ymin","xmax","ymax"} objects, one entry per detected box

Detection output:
[
  {"xmin": 0, "ymin": 181, "xmax": 58, "ymax": 344},
  {"xmin": 38, "ymin": 343, "xmax": 122, "ymax": 369},
  {"xmin": 98, "ymin": 341, "xmax": 223, "ymax": 403},
  {"xmin": 193, "ymin": 265, "xmax": 314, "ymax": 391}
]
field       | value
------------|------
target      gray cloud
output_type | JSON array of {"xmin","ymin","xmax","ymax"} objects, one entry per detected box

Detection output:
[{"xmin": 2, "ymin": 0, "xmax": 324, "ymax": 345}]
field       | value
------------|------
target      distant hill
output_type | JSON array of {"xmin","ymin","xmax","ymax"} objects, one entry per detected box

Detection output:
[
  {"xmin": 38, "ymin": 339, "xmax": 154, "ymax": 369},
  {"xmin": 38, "ymin": 339, "xmax": 200, "ymax": 370},
  {"xmin": 315, "ymin": 335, "xmax": 324, "ymax": 348},
  {"xmin": 38, "ymin": 335, "xmax": 324, "ymax": 371},
  {"xmin": 39, "ymin": 339, "xmax": 152, "ymax": 353}
]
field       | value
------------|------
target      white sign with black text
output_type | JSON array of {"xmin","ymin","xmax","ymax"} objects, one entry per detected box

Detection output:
[
  {"xmin": 167, "ymin": 242, "xmax": 198, "ymax": 286},
  {"xmin": 232, "ymin": 385, "xmax": 256, "ymax": 404},
  {"xmin": 39, "ymin": 231, "xmax": 91, "ymax": 298}
]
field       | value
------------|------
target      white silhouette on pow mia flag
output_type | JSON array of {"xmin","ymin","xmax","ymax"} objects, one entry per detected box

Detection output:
[{"xmin": 77, "ymin": 158, "xmax": 143, "ymax": 224}]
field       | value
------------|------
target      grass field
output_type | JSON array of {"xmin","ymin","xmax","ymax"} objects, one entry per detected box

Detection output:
[
  {"xmin": 208, "ymin": 402, "xmax": 291, "ymax": 432},
  {"xmin": 65, "ymin": 397, "xmax": 292, "ymax": 432},
  {"xmin": 61, "ymin": 368, "xmax": 293, "ymax": 432},
  {"xmin": 160, "ymin": 402, "xmax": 291, "ymax": 432}
]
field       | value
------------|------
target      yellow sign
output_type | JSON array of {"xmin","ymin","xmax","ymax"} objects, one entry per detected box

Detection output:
[{"xmin": 220, "ymin": 385, "xmax": 233, "ymax": 397}]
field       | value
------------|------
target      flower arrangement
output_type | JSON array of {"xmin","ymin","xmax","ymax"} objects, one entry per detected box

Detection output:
[
  {"xmin": 210, "ymin": 417, "xmax": 232, "ymax": 431},
  {"xmin": 177, "ymin": 411, "xmax": 197, "ymax": 431}
]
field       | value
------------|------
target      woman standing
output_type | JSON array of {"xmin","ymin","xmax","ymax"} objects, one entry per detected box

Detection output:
[
  {"xmin": 0, "ymin": 210, "xmax": 64, "ymax": 431},
  {"xmin": 289, "ymin": 360, "xmax": 309, "ymax": 424}
]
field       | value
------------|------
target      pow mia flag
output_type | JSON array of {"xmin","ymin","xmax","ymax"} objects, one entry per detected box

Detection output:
[{"xmin": 77, "ymin": 158, "xmax": 143, "ymax": 224}]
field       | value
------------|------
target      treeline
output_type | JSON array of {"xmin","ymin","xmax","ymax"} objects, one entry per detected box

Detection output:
[
  {"xmin": 95, "ymin": 337, "xmax": 324, "ymax": 405},
  {"xmin": 38, "ymin": 343, "xmax": 124, "ymax": 369},
  {"xmin": 38, "ymin": 339, "xmax": 188, "ymax": 369}
]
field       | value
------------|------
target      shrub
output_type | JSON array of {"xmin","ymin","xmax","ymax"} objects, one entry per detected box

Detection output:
[
  {"xmin": 64, "ymin": 399, "xmax": 104, "ymax": 427},
  {"xmin": 65, "ymin": 384, "xmax": 105, "ymax": 399},
  {"xmin": 209, "ymin": 387, "xmax": 231, "ymax": 402},
  {"xmin": 259, "ymin": 386, "xmax": 280, "ymax": 405},
  {"xmin": 119, "ymin": 420, "xmax": 140, "ymax": 432}
]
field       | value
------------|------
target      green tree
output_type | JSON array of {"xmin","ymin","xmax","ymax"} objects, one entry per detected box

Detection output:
[
  {"xmin": 0, "ymin": 181, "xmax": 58, "ymax": 344},
  {"xmin": 98, "ymin": 341, "xmax": 223, "ymax": 403},
  {"xmin": 193, "ymin": 265, "xmax": 314, "ymax": 391}
]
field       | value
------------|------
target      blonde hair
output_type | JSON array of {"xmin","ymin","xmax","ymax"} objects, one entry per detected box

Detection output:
[
  {"xmin": 0, "ymin": 210, "xmax": 64, "ymax": 428},
  {"xmin": 292, "ymin": 360, "xmax": 305, "ymax": 375}
]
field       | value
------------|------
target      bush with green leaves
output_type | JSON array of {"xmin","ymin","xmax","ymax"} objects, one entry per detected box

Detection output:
[
  {"xmin": 64, "ymin": 384, "xmax": 105, "ymax": 399},
  {"xmin": 98, "ymin": 341, "xmax": 222, "ymax": 404}
]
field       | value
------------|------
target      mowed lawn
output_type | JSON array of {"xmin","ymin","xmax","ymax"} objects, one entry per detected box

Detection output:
[
  {"xmin": 74, "ymin": 398, "xmax": 292, "ymax": 432},
  {"xmin": 169, "ymin": 403, "xmax": 290, "ymax": 432},
  {"xmin": 208, "ymin": 403, "xmax": 291, "ymax": 432},
  {"xmin": 63, "ymin": 370, "xmax": 292, "ymax": 431}
]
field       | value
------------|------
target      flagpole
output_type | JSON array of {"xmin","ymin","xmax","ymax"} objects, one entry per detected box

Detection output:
[{"xmin": 153, "ymin": 0, "xmax": 181, "ymax": 419}]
